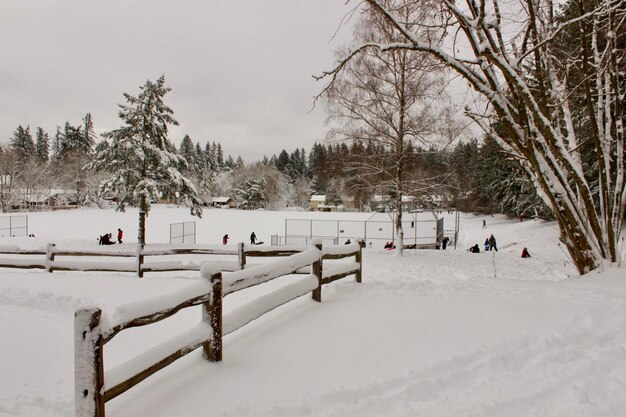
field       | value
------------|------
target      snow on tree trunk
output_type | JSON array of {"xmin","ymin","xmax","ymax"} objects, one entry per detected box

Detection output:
[{"xmin": 319, "ymin": 0, "xmax": 625, "ymax": 274}]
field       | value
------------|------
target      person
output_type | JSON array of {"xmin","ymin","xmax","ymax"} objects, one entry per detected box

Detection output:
[
  {"xmin": 222, "ymin": 234, "xmax": 229, "ymax": 245},
  {"xmin": 117, "ymin": 228, "xmax": 123, "ymax": 244},
  {"xmin": 101, "ymin": 233, "xmax": 114, "ymax": 245},
  {"xmin": 250, "ymin": 231, "xmax": 256, "ymax": 245},
  {"xmin": 520, "ymin": 213, "xmax": 524, "ymax": 222},
  {"xmin": 482, "ymin": 219, "xmax": 487, "ymax": 229},
  {"xmin": 484, "ymin": 238, "xmax": 490, "ymax": 252},
  {"xmin": 345, "ymin": 239, "xmax": 351, "ymax": 245},
  {"xmin": 521, "ymin": 247, "xmax": 531, "ymax": 258},
  {"xmin": 488, "ymin": 234, "xmax": 498, "ymax": 252},
  {"xmin": 469, "ymin": 244, "xmax": 480, "ymax": 253},
  {"xmin": 384, "ymin": 241, "xmax": 393, "ymax": 249},
  {"xmin": 442, "ymin": 236, "xmax": 449, "ymax": 250}
]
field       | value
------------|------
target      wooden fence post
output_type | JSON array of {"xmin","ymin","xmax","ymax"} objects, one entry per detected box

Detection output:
[
  {"xmin": 137, "ymin": 244, "xmax": 144, "ymax": 278},
  {"xmin": 75, "ymin": 308, "xmax": 104, "ymax": 417},
  {"xmin": 203, "ymin": 272, "xmax": 223, "ymax": 362},
  {"xmin": 238, "ymin": 242, "xmax": 246, "ymax": 270},
  {"xmin": 312, "ymin": 242, "xmax": 322, "ymax": 302},
  {"xmin": 356, "ymin": 240, "xmax": 363, "ymax": 283},
  {"xmin": 46, "ymin": 243, "xmax": 56, "ymax": 273}
]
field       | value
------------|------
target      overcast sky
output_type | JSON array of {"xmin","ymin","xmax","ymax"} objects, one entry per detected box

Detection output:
[{"xmin": 0, "ymin": 0, "xmax": 356, "ymax": 161}]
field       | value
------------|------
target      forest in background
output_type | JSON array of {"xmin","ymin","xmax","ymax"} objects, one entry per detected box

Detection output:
[{"xmin": 1, "ymin": 116, "xmax": 548, "ymax": 218}]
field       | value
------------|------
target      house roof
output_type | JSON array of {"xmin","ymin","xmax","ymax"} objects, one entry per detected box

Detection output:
[
  {"xmin": 212, "ymin": 197, "xmax": 233, "ymax": 203},
  {"xmin": 310, "ymin": 195, "xmax": 325, "ymax": 202}
]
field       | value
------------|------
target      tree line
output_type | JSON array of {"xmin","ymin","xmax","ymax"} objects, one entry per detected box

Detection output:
[{"xmin": 3, "ymin": 113, "xmax": 546, "ymax": 219}]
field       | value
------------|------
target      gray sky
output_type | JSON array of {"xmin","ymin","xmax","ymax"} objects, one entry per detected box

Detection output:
[{"xmin": 0, "ymin": 0, "xmax": 355, "ymax": 161}]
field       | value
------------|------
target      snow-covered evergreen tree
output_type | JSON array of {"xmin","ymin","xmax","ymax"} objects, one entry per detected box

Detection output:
[
  {"xmin": 88, "ymin": 76, "xmax": 202, "ymax": 247},
  {"xmin": 35, "ymin": 127, "xmax": 50, "ymax": 163},
  {"xmin": 216, "ymin": 143, "xmax": 224, "ymax": 169},
  {"xmin": 81, "ymin": 113, "xmax": 97, "ymax": 153},
  {"xmin": 9, "ymin": 125, "xmax": 35, "ymax": 167},
  {"xmin": 179, "ymin": 135, "xmax": 196, "ymax": 173},
  {"xmin": 235, "ymin": 177, "xmax": 267, "ymax": 210},
  {"xmin": 51, "ymin": 126, "xmax": 63, "ymax": 162},
  {"xmin": 224, "ymin": 155, "xmax": 235, "ymax": 170}
]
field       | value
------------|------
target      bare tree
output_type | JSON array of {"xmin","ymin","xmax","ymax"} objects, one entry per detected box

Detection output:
[
  {"xmin": 0, "ymin": 147, "xmax": 21, "ymax": 213},
  {"xmin": 319, "ymin": 0, "xmax": 625, "ymax": 273},
  {"xmin": 320, "ymin": 0, "xmax": 450, "ymax": 255}
]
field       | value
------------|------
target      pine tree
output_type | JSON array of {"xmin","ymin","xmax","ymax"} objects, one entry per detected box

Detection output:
[
  {"xmin": 88, "ymin": 76, "xmax": 202, "ymax": 248},
  {"xmin": 216, "ymin": 143, "xmax": 224, "ymax": 169},
  {"xmin": 224, "ymin": 155, "xmax": 235, "ymax": 170},
  {"xmin": 82, "ymin": 113, "xmax": 97, "ymax": 153},
  {"xmin": 35, "ymin": 127, "xmax": 50, "ymax": 163},
  {"xmin": 472, "ymin": 136, "xmax": 549, "ymax": 218},
  {"xmin": 325, "ymin": 180, "xmax": 343, "ymax": 208},
  {"xmin": 10, "ymin": 125, "xmax": 35, "ymax": 166},
  {"xmin": 179, "ymin": 135, "xmax": 196, "ymax": 173},
  {"xmin": 51, "ymin": 126, "xmax": 63, "ymax": 162}
]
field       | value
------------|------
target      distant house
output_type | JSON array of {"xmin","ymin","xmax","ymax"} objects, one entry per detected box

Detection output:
[
  {"xmin": 211, "ymin": 196, "xmax": 236, "ymax": 209},
  {"xmin": 310, "ymin": 195, "xmax": 326, "ymax": 210},
  {"xmin": 47, "ymin": 189, "xmax": 79, "ymax": 208}
]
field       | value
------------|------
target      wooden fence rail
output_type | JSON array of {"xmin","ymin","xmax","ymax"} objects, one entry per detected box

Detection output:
[
  {"xmin": 0, "ymin": 242, "xmax": 311, "ymax": 276},
  {"xmin": 74, "ymin": 240, "xmax": 363, "ymax": 417}
]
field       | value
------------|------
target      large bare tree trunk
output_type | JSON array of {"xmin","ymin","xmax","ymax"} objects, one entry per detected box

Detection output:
[{"xmin": 321, "ymin": 0, "xmax": 625, "ymax": 274}]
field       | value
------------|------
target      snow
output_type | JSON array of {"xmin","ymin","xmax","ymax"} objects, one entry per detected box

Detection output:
[{"xmin": 0, "ymin": 206, "xmax": 625, "ymax": 417}]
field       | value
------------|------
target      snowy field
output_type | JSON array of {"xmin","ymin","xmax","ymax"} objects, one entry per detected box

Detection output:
[{"xmin": 1, "ymin": 206, "xmax": 625, "ymax": 417}]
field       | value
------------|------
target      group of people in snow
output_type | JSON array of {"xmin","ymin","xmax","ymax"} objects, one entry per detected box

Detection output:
[
  {"xmin": 222, "ymin": 232, "xmax": 263, "ymax": 246},
  {"xmin": 484, "ymin": 234, "xmax": 498, "ymax": 252},
  {"xmin": 98, "ymin": 228, "xmax": 123, "ymax": 245},
  {"xmin": 468, "ymin": 233, "xmax": 531, "ymax": 258},
  {"xmin": 470, "ymin": 234, "xmax": 498, "ymax": 253}
]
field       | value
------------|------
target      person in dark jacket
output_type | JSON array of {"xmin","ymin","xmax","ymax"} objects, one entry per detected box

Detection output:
[
  {"xmin": 442, "ymin": 236, "xmax": 450, "ymax": 250},
  {"xmin": 101, "ymin": 233, "xmax": 114, "ymax": 245},
  {"xmin": 222, "ymin": 234, "xmax": 229, "ymax": 245},
  {"xmin": 469, "ymin": 244, "xmax": 480, "ymax": 253},
  {"xmin": 250, "ymin": 231, "xmax": 256, "ymax": 245},
  {"xmin": 488, "ymin": 234, "xmax": 498, "ymax": 252}
]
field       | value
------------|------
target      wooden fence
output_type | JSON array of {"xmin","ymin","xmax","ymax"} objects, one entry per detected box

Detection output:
[
  {"xmin": 74, "ymin": 241, "xmax": 363, "ymax": 417},
  {"xmin": 0, "ymin": 242, "xmax": 313, "ymax": 276}
]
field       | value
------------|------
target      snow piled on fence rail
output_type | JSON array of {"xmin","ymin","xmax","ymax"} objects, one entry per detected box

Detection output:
[{"xmin": 0, "ymin": 206, "xmax": 625, "ymax": 417}]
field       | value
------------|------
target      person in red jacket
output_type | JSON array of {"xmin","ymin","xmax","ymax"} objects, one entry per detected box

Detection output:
[
  {"xmin": 117, "ymin": 228, "xmax": 123, "ymax": 244},
  {"xmin": 521, "ymin": 247, "xmax": 531, "ymax": 258},
  {"xmin": 222, "ymin": 234, "xmax": 229, "ymax": 245}
]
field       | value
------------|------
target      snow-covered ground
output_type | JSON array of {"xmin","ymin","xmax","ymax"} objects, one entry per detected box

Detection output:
[{"xmin": 1, "ymin": 206, "xmax": 625, "ymax": 417}]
